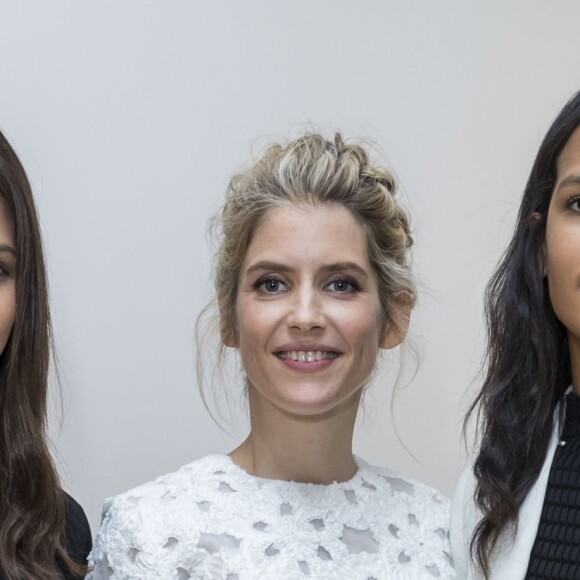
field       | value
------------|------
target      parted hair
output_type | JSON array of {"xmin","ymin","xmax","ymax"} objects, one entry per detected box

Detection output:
[
  {"xmin": 0, "ymin": 131, "xmax": 84, "ymax": 579},
  {"xmin": 467, "ymin": 90, "xmax": 580, "ymax": 578},
  {"xmin": 197, "ymin": 132, "xmax": 415, "ymax": 414}
]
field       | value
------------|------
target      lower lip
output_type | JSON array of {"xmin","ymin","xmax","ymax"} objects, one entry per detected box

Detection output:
[{"xmin": 275, "ymin": 355, "xmax": 339, "ymax": 372}]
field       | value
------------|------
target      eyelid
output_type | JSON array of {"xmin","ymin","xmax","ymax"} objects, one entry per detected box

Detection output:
[
  {"xmin": 253, "ymin": 274, "xmax": 289, "ymax": 294},
  {"xmin": 565, "ymin": 194, "xmax": 580, "ymax": 211},
  {"xmin": 253, "ymin": 273, "xmax": 286, "ymax": 285},
  {"xmin": 324, "ymin": 275, "xmax": 360, "ymax": 292}
]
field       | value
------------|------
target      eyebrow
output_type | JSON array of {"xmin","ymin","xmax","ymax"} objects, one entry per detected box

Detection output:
[
  {"xmin": 0, "ymin": 244, "xmax": 16, "ymax": 257},
  {"xmin": 556, "ymin": 175, "xmax": 580, "ymax": 191},
  {"xmin": 245, "ymin": 260, "xmax": 369, "ymax": 278}
]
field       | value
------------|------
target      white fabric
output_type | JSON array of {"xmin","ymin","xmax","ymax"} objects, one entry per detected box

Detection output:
[
  {"xmin": 450, "ymin": 400, "xmax": 565, "ymax": 579},
  {"xmin": 87, "ymin": 454, "xmax": 455, "ymax": 579}
]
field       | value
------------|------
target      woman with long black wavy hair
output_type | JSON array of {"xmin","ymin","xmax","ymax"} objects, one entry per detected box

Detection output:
[
  {"xmin": 0, "ymin": 131, "xmax": 91, "ymax": 579},
  {"xmin": 451, "ymin": 90, "xmax": 580, "ymax": 579}
]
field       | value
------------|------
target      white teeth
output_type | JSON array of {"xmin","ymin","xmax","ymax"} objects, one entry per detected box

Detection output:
[{"xmin": 277, "ymin": 350, "xmax": 338, "ymax": 361}]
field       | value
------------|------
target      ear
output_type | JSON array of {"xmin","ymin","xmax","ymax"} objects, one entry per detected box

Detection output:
[
  {"xmin": 379, "ymin": 298, "xmax": 412, "ymax": 350},
  {"xmin": 221, "ymin": 327, "xmax": 239, "ymax": 348}
]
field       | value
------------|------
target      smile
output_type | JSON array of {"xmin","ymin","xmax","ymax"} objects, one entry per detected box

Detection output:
[{"xmin": 276, "ymin": 350, "xmax": 340, "ymax": 362}]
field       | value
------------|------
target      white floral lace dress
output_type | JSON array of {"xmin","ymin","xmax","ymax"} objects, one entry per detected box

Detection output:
[{"xmin": 87, "ymin": 455, "xmax": 454, "ymax": 580}]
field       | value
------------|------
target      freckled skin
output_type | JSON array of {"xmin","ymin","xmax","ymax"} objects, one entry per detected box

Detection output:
[
  {"xmin": 545, "ymin": 127, "xmax": 580, "ymax": 390},
  {"xmin": 0, "ymin": 198, "xmax": 16, "ymax": 355},
  {"xmin": 234, "ymin": 203, "xmax": 396, "ymax": 419}
]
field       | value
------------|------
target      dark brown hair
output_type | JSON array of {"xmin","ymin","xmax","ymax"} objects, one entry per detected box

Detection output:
[
  {"xmin": 467, "ymin": 91, "xmax": 580, "ymax": 577},
  {"xmin": 0, "ymin": 131, "xmax": 84, "ymax": 578}
]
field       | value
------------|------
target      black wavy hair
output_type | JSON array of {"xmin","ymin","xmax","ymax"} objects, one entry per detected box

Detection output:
[{"xmin": 467, "ymin": 90, "xmax": 580, "ymax": 577}]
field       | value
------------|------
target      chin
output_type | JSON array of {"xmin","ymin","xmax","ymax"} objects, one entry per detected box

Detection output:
[{"xmin": 276, "ymin": 392, "xmax": 359, "ymax": 419}]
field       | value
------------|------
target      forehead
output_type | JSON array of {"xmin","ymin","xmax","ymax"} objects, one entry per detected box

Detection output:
[{"xmin": 243, "ymin": 202, "xmax": 370, "ymax": 266}]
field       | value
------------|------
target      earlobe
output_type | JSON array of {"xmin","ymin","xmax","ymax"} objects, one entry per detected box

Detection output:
[
  {"xmin": 380, "ymin": 325, "xmax": 402, "ymax": 350},
  {"xmin": 222, "ymin": 328, "xmax": 239, "ymax": 348},
  {"xmin": 380, "ymin": 302, "xmax": 411, "ymax": 350}
]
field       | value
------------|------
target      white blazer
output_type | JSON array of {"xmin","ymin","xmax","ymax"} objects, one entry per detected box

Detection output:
[{"xmin": 450, "ymin": 401, "xmax": 566, "ymax": 579}]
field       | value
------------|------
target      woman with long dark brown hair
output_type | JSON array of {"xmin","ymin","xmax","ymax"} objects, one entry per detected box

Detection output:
[
  {"xmin": 0, "ymin": 131, "xmax": 91, "ymax": 579},
  {"xmin": 451, "ymin": 90, "xmax": 580, "ymax": 579}
]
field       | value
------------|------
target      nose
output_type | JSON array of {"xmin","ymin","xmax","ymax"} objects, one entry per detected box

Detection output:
[{"xmin": 287, "ymin": 286, "xmax": 325, "ymax": 331}]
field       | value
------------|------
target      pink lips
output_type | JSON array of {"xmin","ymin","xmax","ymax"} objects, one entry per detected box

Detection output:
[{"xmin": 274, "ymin": 344, "xmax": 341, "ymax": 372}]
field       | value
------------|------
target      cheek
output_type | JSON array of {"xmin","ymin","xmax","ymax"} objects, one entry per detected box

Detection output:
[
  {"xmin": 546, "ymin": 230, "xmax": 579, "ymax": 284},
  {"xmin": 332, "ymin": 302, "xmax": 383, "ymax": 351},
  {"xmin": 0, "ymin": 285, "xmax": 16, "ymax": 353},
  {"xmin": 235, "ymin": 300, "xmax": 282, "ymax": 375},
  {"xmin": 545, "ymin": 227, "xmax": 580, "ymax": 330}
]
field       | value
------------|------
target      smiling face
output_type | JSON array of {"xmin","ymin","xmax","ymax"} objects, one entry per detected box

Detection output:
[
  {"xmin": 0, "ymin": 197, "xmax": 16, "ymax": 355},
  {"xmin": 233, "ymin": 202, "xmax": 401, "ymax": 419},
  {"xmin": 545, "ymin": 126, "xmax": 580, "ymax": 383}
]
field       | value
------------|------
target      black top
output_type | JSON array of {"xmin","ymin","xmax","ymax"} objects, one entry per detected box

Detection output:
[
  {"xmin": 0, "ymin": 492, "xmax": 92, "ymax": 580},
  {"xmin": 525, "ymin": 392, "xmax": 580, "ymax": 579},
  {"xmin": 61, "ymin": 492, "xmax": 93, "ymax": 578}
]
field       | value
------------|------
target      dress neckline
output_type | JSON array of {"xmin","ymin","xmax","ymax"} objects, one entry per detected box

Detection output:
[{"xmin": 214, "ymin": 453, "xmax": 366, "ymax": 487}]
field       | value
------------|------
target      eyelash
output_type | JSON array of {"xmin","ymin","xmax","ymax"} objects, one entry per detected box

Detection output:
[
  {"xmin": 566, "ymin": 195, "xmax": 580, "ymax": 212},
  {"xmin": 253, "ymin": 275, "xmax": 360, "ymax": 295},
  {"xmin": 324, "ymin": 277, "xmax": 360, "ymax": 293},
  {"xmin": 254, "ymin": 276, "xmax": 288, "ymax": 294}
]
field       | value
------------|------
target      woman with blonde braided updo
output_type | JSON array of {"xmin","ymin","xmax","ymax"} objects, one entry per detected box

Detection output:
[{"xmin": 88, "ymin": 133, "xmax": 454, "ymax": 580}]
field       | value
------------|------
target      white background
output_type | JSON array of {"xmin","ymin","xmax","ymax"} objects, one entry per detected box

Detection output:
[{"xmin": 0, "ymin": 1, "xmax": 579, "ymax": 535}]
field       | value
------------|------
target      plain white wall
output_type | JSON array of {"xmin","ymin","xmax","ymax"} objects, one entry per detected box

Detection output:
[{"xmin": 0, "ymin": 0, "xmax": 579, "ymax": 534}]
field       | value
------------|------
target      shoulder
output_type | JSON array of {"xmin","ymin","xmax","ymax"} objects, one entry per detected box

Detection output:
[
  {"xmin": 357, "ymin": 460, "xmax": 451, "ymax": 531},
  {"xmin": 87, "ymin": 455, "xmax": 228, "ymax": 579},
  {"xmin": 63, "ymin": 492, "xmax": 92, "ymax": 563},
  {"xmin": 363, "ymin": 461, "xmax": 451, "ymax": 518},
  {"xmin": 96, "ymin": 454, "xmax": 228, "ymax": 534},
  {"xmin": 450, "ymin": 465, "xmax": 476, "ymax": 519},
  {"xmin": 450, "ymin": 466, "xmax": 478, "ymax": 578},
  {"xmin": 358, "ymin": 461, "xmax": 455, "ymax": 577}
]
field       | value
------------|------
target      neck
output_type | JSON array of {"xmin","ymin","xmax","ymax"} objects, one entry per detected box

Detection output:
[{"xmin": 229, "ymin": 388, "xmax": 360, "ymax": 484}]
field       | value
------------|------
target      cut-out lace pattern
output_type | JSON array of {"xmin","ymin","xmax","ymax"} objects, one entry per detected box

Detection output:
[{"xmin": 87, "ymin": 455, "xmax": 455, "ymax": 579}]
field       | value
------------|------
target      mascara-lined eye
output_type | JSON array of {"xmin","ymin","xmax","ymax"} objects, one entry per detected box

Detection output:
[
  {"xmin": 325, "ymin": 278, "xmax": 359, "ymax": 293},
  {"xmin": 567, "ymin": 196, "xmax": 580, "ymax": 212},
  {"xmin": 0, "ymin": 261, "xmax": 13, "ymax": 279}
]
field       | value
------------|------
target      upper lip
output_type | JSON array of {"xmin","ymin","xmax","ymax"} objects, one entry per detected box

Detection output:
[{"xmin": 274, "ymin": 343, "xmax": 341, "ymax": 353}]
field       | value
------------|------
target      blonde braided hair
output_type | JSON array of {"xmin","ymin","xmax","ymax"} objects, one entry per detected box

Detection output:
[{"xmin": 197, "ymin": 132, "xmax": 415, "ymax": 419}]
